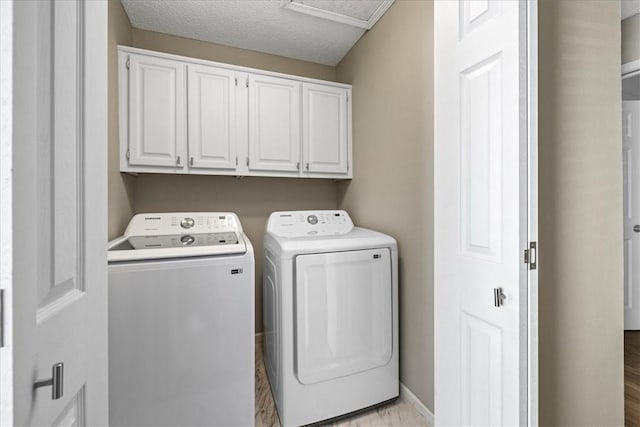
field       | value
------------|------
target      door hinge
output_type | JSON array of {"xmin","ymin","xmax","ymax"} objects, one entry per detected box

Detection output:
[
  {"xmin": 126, "ymin": 148, "xmax": 130, "ymax": 160},
  {"xmin": 0, "ymin": 289, "xmax": 4, "ymax": 347},
  {"xmin": 524, "ymin": 242, "xmax": 537, "ymax": 270},
  {"xmin": 126, "ymin": 57, "xmax": 130, "ymax": 70}
]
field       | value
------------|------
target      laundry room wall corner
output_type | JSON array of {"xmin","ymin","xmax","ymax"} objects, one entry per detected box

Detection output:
[
  {"xmin": 336, "ymin": 0, "xmax": 434, "ymax": 412},
  {"xmin": 108, "ymin": 0, "xmax": 135, "ymax": 240}
]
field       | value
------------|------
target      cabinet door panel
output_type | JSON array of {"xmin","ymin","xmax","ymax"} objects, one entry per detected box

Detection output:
[
  {"xmin": 303, "ymin": 84, "xmax": 348, "ymax": 174},
  {"xmin": 188, "ymin": 64, "xmax": 237, "ymax": 170},
  {"xmin": 248, "ymin": 75, "xmax": 300, "ymax": 172},
  {"xmin": 129, "ymin": 55, "xmax": 185, "ymax": 167}
]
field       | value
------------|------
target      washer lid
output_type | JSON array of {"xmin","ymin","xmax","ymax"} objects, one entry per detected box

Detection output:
[{"xmin": 108, "ymin": 212, "xmax": 247, "ymax": 262}]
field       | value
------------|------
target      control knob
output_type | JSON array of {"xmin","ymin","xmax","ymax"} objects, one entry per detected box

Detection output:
[{"xmin": 181, "ymin": 217, "xmax": 195, "ymax": 229}]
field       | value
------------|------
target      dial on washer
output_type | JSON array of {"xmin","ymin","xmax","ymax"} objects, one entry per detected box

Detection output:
[{"xmin": 181, "ymin": 217, "xmax": 195, "ymax": 229}]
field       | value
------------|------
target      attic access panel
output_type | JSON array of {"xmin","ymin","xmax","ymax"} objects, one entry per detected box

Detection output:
[{"xmin": 281, "ymin": 0, "xmax": 395, "ymax": 30}]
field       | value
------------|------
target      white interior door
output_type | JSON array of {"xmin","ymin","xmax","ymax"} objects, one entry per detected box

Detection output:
[
  {"xmin": 623, "ymin": 101, "xmax": 640, "ymax": 329},
  {"xmin": 435, "ymin": 1, "xmax": 533, "ymax": 425},
  {"xmin": 0, "ymin": 1, "xmax": 108, "ymax": 425}
]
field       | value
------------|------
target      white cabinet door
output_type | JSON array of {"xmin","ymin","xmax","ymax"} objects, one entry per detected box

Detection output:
[
  {"xmin": 248, "ymin": 74, "xmax": 300, "ymax": 173},
  {"xmin": 129, "ymin": 54, "xmax": 186, "ymax": 168},
  {"xmin": 187, "ymin": 64, "xmax": 237, "ymax": 170},
  {"xmin": 302, "ymin": 83, "xmax": 349, "ymax": 175}
]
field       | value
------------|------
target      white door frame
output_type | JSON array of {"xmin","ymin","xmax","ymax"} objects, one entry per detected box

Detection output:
[
  {"xmin": 0, "ymin": 0, "xmax": 14, "ymax": 422},
  {"xmin": 526, "ymin": 1, "xmax": 539, "ymax": 425}
]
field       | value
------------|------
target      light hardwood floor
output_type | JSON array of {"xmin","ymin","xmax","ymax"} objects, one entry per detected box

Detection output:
[
  {"xmin": 255, "ymin": 339, "xmax": 430, "ymax": 427},
  {"xmin": 626, "ymin": 331, "xmax": 640, "ymax": 427}
]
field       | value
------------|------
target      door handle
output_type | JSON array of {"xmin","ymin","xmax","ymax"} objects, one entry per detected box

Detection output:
[
  {"xmin": 634, "ymin": 225, "xmax": 640, "ymax": 232},
  {"xmin": 34, "ymin": 362, "xmax": 63, "ymax": 400},
  {"xmin": 493, "ymin": 287, "xmax": 506, "ymax": 307}
]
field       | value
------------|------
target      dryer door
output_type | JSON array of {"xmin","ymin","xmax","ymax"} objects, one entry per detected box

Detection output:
[{"xmin": 294, "ymin": 248, "xmax": 393, "ymax": 385}]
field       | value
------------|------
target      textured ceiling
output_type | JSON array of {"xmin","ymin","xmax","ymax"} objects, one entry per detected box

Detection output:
[
  {"xmin": 120, "ymin": 0, "xmax": 393, "ymax": 66},
  {"xmin": 622, "ymin": 0, "xmax": 640, "ymax": 20}
]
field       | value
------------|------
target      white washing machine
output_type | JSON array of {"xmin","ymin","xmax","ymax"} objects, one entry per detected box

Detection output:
[
  {"xmin": 108, "ymin": 212, "xmax": 254, "ymax": 426},
  {"xmin": 263, "ymin": 210, "xmax": 398, "ymax": 426}
]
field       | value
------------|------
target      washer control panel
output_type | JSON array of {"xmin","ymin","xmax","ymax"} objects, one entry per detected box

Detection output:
[
  {"xmin": 124, "ymin": 212, "xmax": 242, "ymax": 236},
  {"xmin": 267, "ymin": 210, "xmax": 354, "ymax": 237}
]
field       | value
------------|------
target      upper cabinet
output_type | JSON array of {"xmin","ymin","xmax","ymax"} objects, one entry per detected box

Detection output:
[
  {"xmin": 128, "ymin": 55, "xmax": 186, "ymax": 170},
  {"xmin": 187, "ymin": 64, "xmax": 237, "ymax": 171},
  {"xmin": 248, "ymin": 74, "xmax": 301, "ymax": 173},
  {"xmin": 119, "ymin": 46, "xmax": 352, "ymax": 179},
  {"xmin": 303, "ymin": 83, "xmax": 349, "ymax": 175}
]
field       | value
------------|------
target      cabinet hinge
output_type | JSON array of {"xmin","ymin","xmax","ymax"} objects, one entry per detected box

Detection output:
[
  {"xmin": 346, "ymin": 93, "xmax": 349, "ymax": 102},
  {"xmin": 126, "ymin": 58, "xmax": 130, "ymax": 70},
  {"xmin": 246, "ymin": 77, "xmax": 249, "ymax": 88},
  {"xmin": 235, "ymin": 77, "xmax": 238, "ymax": 86},
  {"xmin": 347, "ymin": 161, "xmax": 349, "ymax": 172},
  {"xmin": 524, "ymin": 242, "xmax": 537, "ymax": 270},
  {"xmin": 126, "ymin": 148, "xmax": 130, "ymax": 160},
  {"xmin": 246, "ymin": 157, "xmax": 249, "ymax": 167}
]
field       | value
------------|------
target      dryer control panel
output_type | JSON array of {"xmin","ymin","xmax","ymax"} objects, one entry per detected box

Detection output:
[{"xmin": 267, "ymin": 210, "xmax": 354, "ymax": 237}]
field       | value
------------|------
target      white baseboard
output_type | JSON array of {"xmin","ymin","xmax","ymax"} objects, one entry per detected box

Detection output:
[{"xmin": 400, "ymin": 383, "xmax": 434, "ymax": 427}]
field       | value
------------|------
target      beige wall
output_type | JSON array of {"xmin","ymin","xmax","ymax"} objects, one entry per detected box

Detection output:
[
  {"xmin": 123, "ymin": 28, "xmax": 340, "ymax": 333},
  {"xmin": 538, "ymin": 1, "xmax": 624, "ymax": 424},
  {"xmin": 336, "ymin": 0, "xmax": 434, "ymax": 411},
  {"xmin": 108, "ymin": 0, "xmax": 135, "ymax": 239},
  {"xmin": 623, "ymin": 14, "xmax": 640, "ymax": 64},
  {"xmin": 131, "ymin": 29, "xmax": 336, "ymax": 82}
]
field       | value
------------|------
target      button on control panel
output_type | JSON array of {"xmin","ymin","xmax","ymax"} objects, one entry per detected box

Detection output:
[{"xmin": 267, "ymin": 210, "xmax": 354, "ymax": 237}]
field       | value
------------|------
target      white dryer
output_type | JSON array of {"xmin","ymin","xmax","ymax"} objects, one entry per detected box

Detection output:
[
  {"xmin": 108, "ymin": 212, "xmax": 254, "ymax": 426},
  {"xmin": 263, "ymin": 210, "xmax": 398, "ymax": 426}
]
